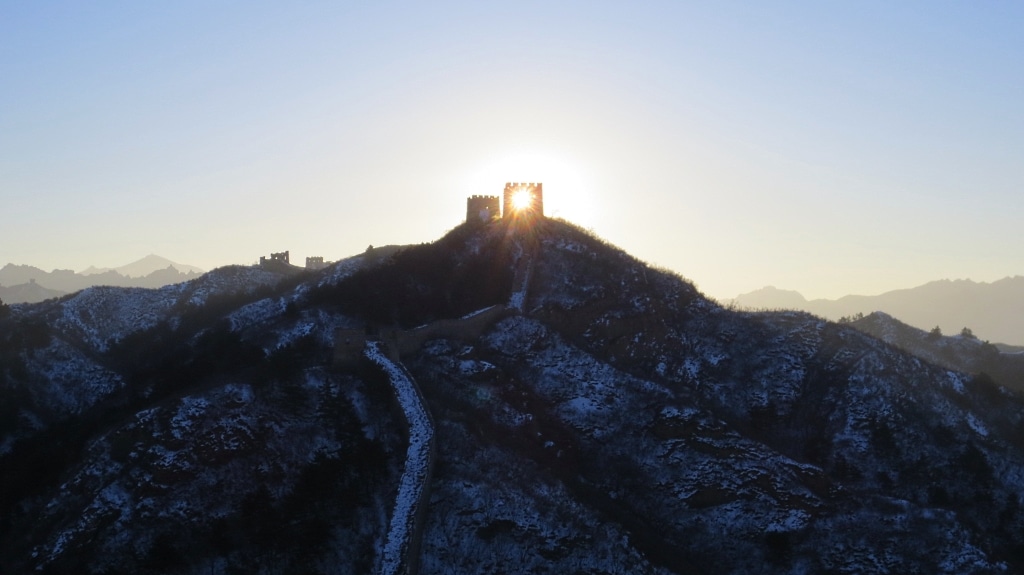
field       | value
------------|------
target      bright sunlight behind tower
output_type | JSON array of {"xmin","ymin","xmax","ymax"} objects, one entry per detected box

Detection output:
[
  {"xmin": 459, "ymin": 151, "xmax": 596, "ymax": 225},
  {"xmin": 510, "ymin": 188, "xmax": 534, "ymax": 211}
]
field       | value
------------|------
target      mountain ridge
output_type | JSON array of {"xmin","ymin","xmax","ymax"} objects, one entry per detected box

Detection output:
[
  {"xmin": 78, "ymin": 254, "xmax": 204, "ymax": 278},
  {"xmin": 0, "ymin": 256, "xmax": 205, "ymax": 304},
  {"xmin": 2, "ymin": 219, "xmax": 1024, "ymax": 573},
  {"xmin": 732, "ymin": 276, "xmax": 1024, "ymax": 345}
]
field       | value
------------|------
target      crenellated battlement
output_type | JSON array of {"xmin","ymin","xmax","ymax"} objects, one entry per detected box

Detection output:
[
  {"xmin": 465, "ymin": 183, "xmax": 544, "ymax": 224},
  {"xmin": 502, "ymin": 182, "xmax": 543, "ymax": 219},
  {"xmin": 260, "ymin": 250, "xmax": 290, "ymax": 266},
  {"xmin": 466, "ymin": 195, "xmax": 501, "ymax": 224}
]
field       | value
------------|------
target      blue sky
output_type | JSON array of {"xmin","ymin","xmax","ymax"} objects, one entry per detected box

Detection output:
[{"xmin": 2, "ymin": 1, "xmax": 1022, "ymax": 299}]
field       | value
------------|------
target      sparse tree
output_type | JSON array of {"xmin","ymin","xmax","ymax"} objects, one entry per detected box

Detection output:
[
  {"xmin": 0, "ymin": 297, "xmax": 8, "ymax": 319},
  {"xmin": 929, "ymin": 325, "xmax": 942, "ymax": 340},
  {"xmin": 961, "ymin": 327, "xmax": 976, "ymax": 339}
]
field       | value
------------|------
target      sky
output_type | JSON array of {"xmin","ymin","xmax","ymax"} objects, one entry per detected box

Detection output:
[{"xmin": 2, "ymin": 1, "xmax": 1022, "ymax": 301}]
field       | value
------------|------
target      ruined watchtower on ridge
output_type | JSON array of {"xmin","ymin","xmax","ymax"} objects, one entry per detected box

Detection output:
[{"xmin": 260, "ymin": 251, "xmax": 290, "ymax": 266}]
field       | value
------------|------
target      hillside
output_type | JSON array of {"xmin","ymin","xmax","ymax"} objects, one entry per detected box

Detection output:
[
  {"xmin": 733, "ymin": 278, "xmax": 1024, "ymax": 345},
  {"xmin": 3, "ymin": 219, "xmax": 1024, "ymax": 573},
  {"xmin": 0, "ymin": 279, "xmax": 64, "ymax": 305},
  {"xmin": 845, "ymin": 311, "xmax": 1024, "ymax": 393}
]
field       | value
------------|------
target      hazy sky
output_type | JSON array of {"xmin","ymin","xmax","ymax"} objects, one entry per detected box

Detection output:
[{"xmin": 3, "ymin": 2, "xmax": 1022, "ymax": 300}]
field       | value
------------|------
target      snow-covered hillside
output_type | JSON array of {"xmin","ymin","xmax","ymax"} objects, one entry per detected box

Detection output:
[{"xmin": 3, "ymin": 219, "xmax": 1024, "ymax": 574}]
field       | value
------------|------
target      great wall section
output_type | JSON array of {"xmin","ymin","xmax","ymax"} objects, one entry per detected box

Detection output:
[
  {"xmin": 365, "ymin": 342, "xmax": 436, "ymax": 575},
  {"xmin": 335, "ymin": 185, "xmax": 545, "ymax": 574}
]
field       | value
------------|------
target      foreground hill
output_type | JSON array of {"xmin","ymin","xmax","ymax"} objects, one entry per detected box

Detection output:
[
  {"xmin": 2, "ymin": 219, "xmax": 1024, "ymax": 573},
  {"xmin": 733, "ymin": 278, "xmax": 1024, "ymax": 345}
]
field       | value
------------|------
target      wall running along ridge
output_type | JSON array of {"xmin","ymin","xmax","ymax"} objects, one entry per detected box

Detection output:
[{"xmin": 365, "ymin": 342, "xmax": 436, "ymax": 575}]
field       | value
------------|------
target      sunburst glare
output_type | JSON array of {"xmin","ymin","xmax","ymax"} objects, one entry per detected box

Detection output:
[
  {"xmin": 459, "ymin": 151, "xmax": 598, "ymax": 225},
  {"xmin": 510, "ymin": 188, "xmax": 534, "ymax": 211}
]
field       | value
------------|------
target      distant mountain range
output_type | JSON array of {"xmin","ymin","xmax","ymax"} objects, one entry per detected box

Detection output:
[
  {"xmin": 0, "ymin": 255, "xmax": 204, "ymax": 304},
  {"xmin": 731, "ymin": 277, "xmax": 1024, "ymax": 345},
  {"xmin": 78, "ymin": 254, "xmax": 205, "ymax": 278}
]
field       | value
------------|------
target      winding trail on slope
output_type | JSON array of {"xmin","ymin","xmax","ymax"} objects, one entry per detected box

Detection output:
[
  {"xmin": 365, "ymin": 342, "xmax": 436, "ymax": 575},
  {"xmin": 508, "ymin": 235, "xmax": 538, "ymax": 312}
]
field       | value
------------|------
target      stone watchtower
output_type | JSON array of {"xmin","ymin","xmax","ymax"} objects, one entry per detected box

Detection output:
[
  {"xmin": 305, "ymin": 256, "xmax": 327, "ymax": 270},
  {"xmin": 260, "ymin": 251, "xmax": 290, "ymax": 266},
  {"xmin": 503, "ymin": 182, "xmax": 543, "ymax": 219},
  {"xmin": 466, "ymin": 195, "xmax": 501, "ymax": 224},
  {"xmin": 465, "ymin": 183, "xmax": 545, "ymax": 224}
]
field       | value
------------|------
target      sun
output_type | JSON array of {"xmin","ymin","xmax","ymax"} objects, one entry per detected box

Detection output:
[
  {"xmin": 459, "ymin": 150, "xmax": 598, "ymax": 225},
  {"xmin": 510, "ymin": 188, "xmax": 534, "ymax": 211}
]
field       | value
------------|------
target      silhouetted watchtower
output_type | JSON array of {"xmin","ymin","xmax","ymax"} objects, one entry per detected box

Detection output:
[
  {"xmin": 503, "ymin": 182, "xmax": 543, "ymax": 219},
  {"xmin": 465, "ymin": 183, "xmax": 545, "ymax": 224},
  {"xmin": 260, "ymin": 251, "xmax": 290, "ymax": 266},
  {"xmin": 466, "ymin": 195, "xmax": 501, "ymax": 224}
]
